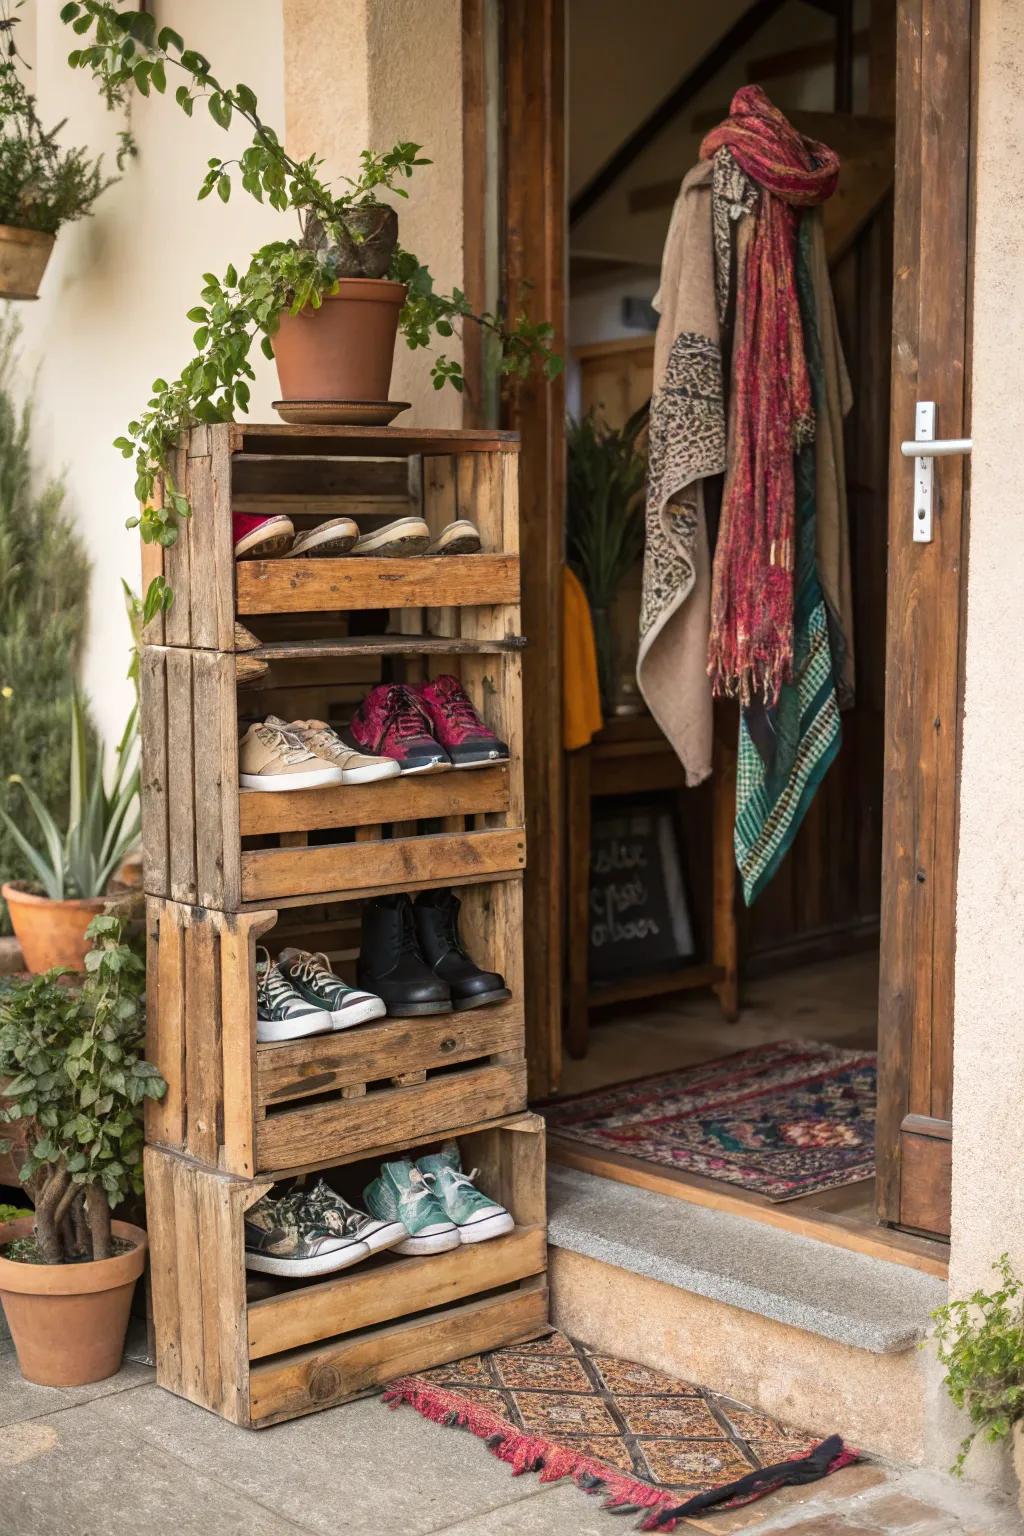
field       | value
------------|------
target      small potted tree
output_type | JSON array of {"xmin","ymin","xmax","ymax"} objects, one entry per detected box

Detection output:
[
  {"xmin": 0, "ymin": 27, "xmax": 121, "ymax": 298},
  {"xmin": 0, "ymin": 914, "xmax": 165, "ymax": 1387},
  {"xmin": 933, "ymin": 1253, "xmax": 1024, "ymax": 1510},
  {"xmin": 1, "ymin": 691, "xmax": 140, "ymax": 973}
]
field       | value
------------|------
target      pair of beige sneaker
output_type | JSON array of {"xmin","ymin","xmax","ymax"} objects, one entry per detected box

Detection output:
[{"xmin": 238, "ymin": 716, "xmax": 399, "ymax": 792}]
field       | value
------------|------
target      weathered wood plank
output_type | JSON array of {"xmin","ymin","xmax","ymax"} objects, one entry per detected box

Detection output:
[
  {"xmin": 148, "ymin": 899, "xmax": 186, "ymax": 1149},
  {"xmin": 139, "ymin": 648, "xmax": 169, "ymax": 896},
  {"xmin": 182, "ymin": 912, "xmax": 221, "ymax": 1167},
  {"xmin": 220, "ymin": 910, "xmax": 276, "ymax": 1178},
  {"xmin": 248, "ymin": 1225, "xmax": 546, "ymax": 1361},
  {"xmin": 235, "ymin": 553, "xmax": 520, "ymax": 615},
  {"xmin": 239, "ymin": 765, "xmax": 510, "ymax": 837},
  {"xmin": 165, "ymin": 649, "xmax": 197, "ymax": 904},
  {"xmin": 240, "ymin": 827, "xmax": 526, "ymax": 903}
]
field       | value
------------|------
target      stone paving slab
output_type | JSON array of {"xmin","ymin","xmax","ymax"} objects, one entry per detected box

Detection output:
[{"xmin": 0, "ymin": 1349, "xmax": 154, "ymax": 1430}]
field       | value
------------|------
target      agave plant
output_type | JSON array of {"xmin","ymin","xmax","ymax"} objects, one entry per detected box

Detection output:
[
  {"xmin": 0, "ymin": 691, "xmax": 139, "ymax": 900},
  {"xmin": 566, "ymin": 405, "xmax": 648, "ymax": 711}
]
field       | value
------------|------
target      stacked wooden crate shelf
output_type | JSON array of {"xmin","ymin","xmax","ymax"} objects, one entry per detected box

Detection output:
[{"xmin": 139, "ymin": 423, "xmax": 547, "ymax": 1428}]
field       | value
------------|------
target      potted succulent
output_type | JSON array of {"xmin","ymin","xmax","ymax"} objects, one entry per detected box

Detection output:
[
  {"xmin": 0, "ymin": 914, "xmax": 165, "ymax": 1387},
  {"xmin": 933, "ymin": 1253, "xmax": 1024, "ymax": 1509},
  {"xmin": 0, "ymin": 20, "xmax": 122, "ymax": 298},
  {"xmin": 1, "ymin": 691, "xmax": 140, "ymax": 973},
  {"xmin": 59, "ymin": 2, "xmax": 561, "ymax": 582}
]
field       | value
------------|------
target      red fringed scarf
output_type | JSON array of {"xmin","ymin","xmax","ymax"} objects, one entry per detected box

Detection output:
[{"xmin": 702, "ymin": 86, "xmax": 839, "ymax": 703}]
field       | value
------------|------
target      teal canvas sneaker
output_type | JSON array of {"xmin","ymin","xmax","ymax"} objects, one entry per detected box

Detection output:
[
  {"xmin": 277, "ymin": 948, "xmax": 386, "ymax": 1031},
  {"xmin": 363, "ymin": 1160, "xmax": 460, "ymax": 1256},
  {"xmin": 301, "ymin": 1177, "xmax": 405, "ymax": 1255},
  {"xmin": 417, "ymin": 1142, "xmax": 515, "ymax": 1244}
]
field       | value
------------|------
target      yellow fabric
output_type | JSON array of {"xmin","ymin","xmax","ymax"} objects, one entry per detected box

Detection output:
[{"xmin": 562, "ymin": 565, "xmax": 604, "ymax": 751}]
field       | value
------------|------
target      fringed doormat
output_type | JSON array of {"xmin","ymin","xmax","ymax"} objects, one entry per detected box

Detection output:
[
  {"xmin": 384, "ymin": 1332, "xmax": 858, "ymax": 1531},
  {"xmin": 543, "ymin": 1039, "xmax": 876, "ymax": 1200}
]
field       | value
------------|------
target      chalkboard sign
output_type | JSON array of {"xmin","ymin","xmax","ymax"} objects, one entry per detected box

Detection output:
[{"xmin": 588, "ymin": 796, "xmax": 695, "ymax": 986}]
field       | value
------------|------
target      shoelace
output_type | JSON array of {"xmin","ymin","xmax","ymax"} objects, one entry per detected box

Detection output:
[
  {"xmin": 255, "ymin": 721, "xmax": 312, "ymax": 764},
  {"xmin": 433, "ymin": 682, "xmax": 488, "ymax": 736},
  {"xmin": 402, "ymin": 1169, "xmax": 441, "ymax": 1213},
  {"xmin": 287, "ymin": 950, "xmax": 339, "ymax": 987},
  {"xmin": 378, "ymin": 686, "xmax": 433, "ymax": 745},
  {"xmin": 397, "ymin": 903, "xmax": 422, "ymax": 959},
  {"xmin": 423, "ymin": 1165, "xmax": 491, "ymax": 1212},
  {"xmin": 256, "ymin": 951, "xmax": 300, "ymax": 1013},
  {"xmin": 301, "ymin": 727, "xmax": 348, "ymax": 761}
]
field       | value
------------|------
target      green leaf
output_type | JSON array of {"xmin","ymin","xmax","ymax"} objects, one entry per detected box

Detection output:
[
  {"xmin": 132, "ymin": 61, "xmax": 151, "ymax": 97},
  {"xmin": 158, "ymin": 26, "xmax": 185, "ymax": 52},
  {"xmin": 59, "ymin": 2, "xmax": 81, "ymax": 20},
  {"xmin": 217, "ymin": 175, "xmax": 231, "ymax": 203}
]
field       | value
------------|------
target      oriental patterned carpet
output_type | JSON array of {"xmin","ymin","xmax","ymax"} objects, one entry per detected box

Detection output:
[
  {"xmin": 384, "ymin": 1332, "xmax": 857, "ymax": 1531},
  {"xmin": 543, "ymin": 1039, "xmax": 876, "ymax": 1201}
]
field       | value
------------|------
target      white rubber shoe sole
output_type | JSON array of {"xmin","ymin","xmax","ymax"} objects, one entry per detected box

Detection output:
[
  {"xmin": 329, "ymin": 994, "xmax": 387, "ymax": 1030},
  {"xmin": 394, "ymin": 1224, "xmax": 461, "ymax": 1256},
  {"xmin": 244, "ymin": 1239, "xmax": 371, "ymax": 1277},
  {"xmin": 234, "ymin": 517, "xmax": 295, "ymax": 559},
  {"xmin": 456, "ymin": 1209, "xmax": 516, "ymax": 1244},
  {"xmin": 359, "ymin": 1219, "xmax": 407, "ymax": 1254},
  {"xmin": 240, "ymin": 765, "xmax": 345, "ymax": 791},
  {"xmin": 256, "ymin": 1008, "xmax": 334, "ymax": 1043},
  {"xmin": 290, "ymin": 517, "xmax": 359, "ymax": 557},
  {"xmin": 426, "ymin": 519, "xmax": 482, "ymax": 556},
  {"xmin": 352, "ymin": 517, "xmax": 431, "ymax": 557},
  {"xmin": 338, "ymin": 758, "xmax": 402, "ymax": 784}
]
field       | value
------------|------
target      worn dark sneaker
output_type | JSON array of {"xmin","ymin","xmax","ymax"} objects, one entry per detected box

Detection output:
[
  {"xmin": 256, "ymin": 947, "xmax": 333, "ymax": 1043},
  {"xmin": 277, "ymin": 948, "xmax": 386, "ymax": 1031},
  {"xmin": 302, "ymin": 1178, "xmax": 405, "ymax": 1255},
  {"xmin": 345, "ymin": 684, "xmax": 451, "ymax": 775},
  {"xmin": 243, "ymin": 1189, "xmax": 369, "ymax": 1276},
  {"xmin": 417, "ymin": 1142, "xmax": 515, "ymax": 1244},
  {"xmin": 416, "ymin": 675, "xmax": 509, "ymax": 769}
]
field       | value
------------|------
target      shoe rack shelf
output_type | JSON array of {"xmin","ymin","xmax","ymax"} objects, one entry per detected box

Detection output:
[
  {"xmin": 140, "ymin": 423, "xmax": 546, "ymax": 1427},
  {"xmin": 145, "ymin": 1114, "xmax": 547, "ymax": 1428}
]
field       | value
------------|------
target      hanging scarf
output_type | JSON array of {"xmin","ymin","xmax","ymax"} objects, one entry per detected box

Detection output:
[{"xmin": 700, "ymin": 86, "xmax": 839, "ymax": 705}]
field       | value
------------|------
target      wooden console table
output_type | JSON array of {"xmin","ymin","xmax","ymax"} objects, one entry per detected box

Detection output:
[{"xmin": 565, "ymin": 713, "xmax": 739, "ymax": 1059}]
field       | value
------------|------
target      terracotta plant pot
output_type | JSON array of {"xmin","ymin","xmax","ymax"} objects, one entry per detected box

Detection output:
[
  {"xmin": 272, "ymin": 279, "xmax": 407, "ymax": 402},
  {"xmin": 0, "ymin": 225, "xmax": 55, "ymax": 300},
  {"xmin": 0, "ymin": 1217, "xmax": 147, "ymax": 1387},
  {"xmin": 1, "ymin": 882, "xmax": 106, "ymax": 974}
]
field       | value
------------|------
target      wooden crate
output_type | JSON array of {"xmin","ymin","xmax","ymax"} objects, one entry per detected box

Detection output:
[
  {"xmin": 145, "ymin": 886, "xmax": 527, "ymax": 1179},
  {"xmin": 145, "ymin": 1113, "xmax": 549, "ymax": 1427}
]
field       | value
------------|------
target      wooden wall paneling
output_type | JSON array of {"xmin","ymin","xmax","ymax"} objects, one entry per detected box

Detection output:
[
  {"xmin": 876, "ymin": 0, "xmax": 971, "ymax": 1234},
  {"xmin": 501, "ymin": 0, "xmax": 566, "ymax": 1097}
]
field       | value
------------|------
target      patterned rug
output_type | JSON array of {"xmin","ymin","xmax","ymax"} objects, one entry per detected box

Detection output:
[
  {"xmin": 384, "ymin": 1332, "xmax": 857, "ymax": 1531},
  {"xmin": 543, "ymin": 1039, "xmax": 876, "ymax": 1201}
]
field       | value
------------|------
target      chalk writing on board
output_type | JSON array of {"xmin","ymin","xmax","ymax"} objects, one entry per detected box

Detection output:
[{"xmin": 588, "ymin": 800, "xmax": 695, "ymax": 984}]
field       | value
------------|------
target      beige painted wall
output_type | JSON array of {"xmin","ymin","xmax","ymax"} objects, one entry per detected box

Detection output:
[
  {"xmin": 12, "ymin": 1, "xmax": 286, "ymax": 749},
  {"xmin": 284, "ymin": 0, "xmax": 465, "ymax": 428}
]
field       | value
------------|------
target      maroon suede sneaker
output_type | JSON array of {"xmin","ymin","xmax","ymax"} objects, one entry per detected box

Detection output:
[
  {"xmin": 345, "ymin": 684, "xmax": 451, "ymax": 775},
  {"xmin": 416, "ymin": 676, "xmax": 509, "ymax": 770}
]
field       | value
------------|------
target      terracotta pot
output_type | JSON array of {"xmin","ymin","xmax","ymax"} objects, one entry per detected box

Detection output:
[
  {"xmin": 0, "ymin": 225, "xmax": 55, "ymax": 301},
  {"xmin": 1, "ymin": 882, "xmax": 106, "ymax": 974},
  {"xmin": 272, "ymin": 279, "xmax": 407, "ymax": 402},
  {"xmin": 0, "ymin": 1217, "xmax": 146, "ymax": 1386}
]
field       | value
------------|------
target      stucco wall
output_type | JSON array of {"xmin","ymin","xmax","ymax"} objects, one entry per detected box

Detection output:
[
  {"xmin": 284, "ymin": 0, "xmax": 465, "ymax": 428},
  {"xmin": 12, "ymin": 1, "xmax": 286, "ymax": 749}
]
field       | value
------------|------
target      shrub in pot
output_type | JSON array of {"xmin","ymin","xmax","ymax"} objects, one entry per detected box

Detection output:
[
  {"xmin": 933, "ymin": 1253, "xmax": 1024, "ymax": 1510},
  {"xmin": 60, "ymin": 3, "xmax": 561, "ymax": 591},
  {"xmin": 0, "ymin": 30, "xmax": 123, "ymax": 298},
  {"xmin": 0, "ymin": 915, "xmax": 166, "ymax": 1386},
  {"xmin": 0, "ymin": 691, "xmax": 140, "ymax": 973}
]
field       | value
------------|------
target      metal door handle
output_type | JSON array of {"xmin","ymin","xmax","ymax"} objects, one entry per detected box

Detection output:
[{"xmin": 899, "ymin": 402, "xmax": 972, "ymax": 543}]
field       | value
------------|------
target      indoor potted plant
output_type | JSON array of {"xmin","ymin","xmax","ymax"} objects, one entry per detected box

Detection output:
[
  {"xmin": 0, "ymin": 914, "xmax": 165, "ymax": 1387},
  {"xmin": 0, "ymin": 691, "xmax": 140, "ymax": 973},
  {"xmin": 59, "ymin": 3, "xmax": 561, "ymax": 579},
  {"xmin": 0, "ymin": 22, "xmax": 122, "ymax": 299},
  {"xmin": 933, "ymin": 1252, "xmax": 1024, "ymax": 1510}
]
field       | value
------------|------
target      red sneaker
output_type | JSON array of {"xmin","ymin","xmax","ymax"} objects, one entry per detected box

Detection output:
[
  {"xmin": 345, "ymin": 684, "xmax": 451, "ymax": 775},
  {"xmin": 417, "ymin": 676, "xmax": 509, "ymax": 769},
  {"xmin": 233, "ymin": 513, "xmax": 294, "ymax": 559}
]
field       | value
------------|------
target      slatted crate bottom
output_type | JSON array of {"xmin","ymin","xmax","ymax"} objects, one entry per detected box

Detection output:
[{"xmin": 146, "ymin": 1114, "xmax": 549, "ymax": 1428}]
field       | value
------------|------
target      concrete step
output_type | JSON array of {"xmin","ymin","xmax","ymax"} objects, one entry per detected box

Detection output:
[{"xmin": 546, "ymin": 1166, "xmax": 949, "ymax": 1464}]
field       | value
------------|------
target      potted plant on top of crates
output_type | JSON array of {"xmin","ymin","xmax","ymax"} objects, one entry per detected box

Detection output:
[
  {"xmin": 0, "ymin": 691, "xmax": 140, "ymax": 974},
  {"xmin": 0, "ymin": 914, "xmax": 166, "ymax": 1387},
  {"xmin": 0, "ymin": 18, "xmax": 123, "ymax": 299},
  {"xmin": 59, "ymin": 2, "xmax": 562, "ymax": 588}
]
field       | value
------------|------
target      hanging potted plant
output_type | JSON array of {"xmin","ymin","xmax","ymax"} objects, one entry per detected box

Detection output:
[
  {"xmin": 0, "ymin": 20, "xmax": 122, "ymax": 299},
  {"xmin": 0, "ymin": 914, "xmax": 166, "ymax": 1387},
  {"xmin": 0, "ymin": 691, "xmax": 140, "ymax": 974},
  {"xmin": 59, "ymin": 3, "xmax": 561, "ymax": 564}
]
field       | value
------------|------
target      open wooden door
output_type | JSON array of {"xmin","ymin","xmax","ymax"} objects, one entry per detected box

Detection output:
[{"xmin": 876, "ymin": 0, "xmax": 974, "ymax": 1237}]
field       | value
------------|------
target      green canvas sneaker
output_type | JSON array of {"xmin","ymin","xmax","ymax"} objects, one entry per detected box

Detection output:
[
  {"xmin": 255, "ymin": 948, "xmax": 333, "ymax": 1043},
  {"xmin": 417, "ymin": 1142, "xmax": 515, "ymax": 1244},
  {"xmin": 363, "ymin": 1160, "xmax": 460, "ymax": 1256},
  {"xmin": 243, "ymin": 1188, "xmax": 369, "ymax": 1277},
  {"xmin": 277, "ymin": 948, "xmax": 386, "ymax": 1031},
  {"xmin": 301, "ymin": 1177, "xmax": 405, "ymax": 1255}
]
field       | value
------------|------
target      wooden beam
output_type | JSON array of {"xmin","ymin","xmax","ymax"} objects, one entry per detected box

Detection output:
[{"xmin": 569, "ymin": 0, "xmax": 788, "ymax": 226}]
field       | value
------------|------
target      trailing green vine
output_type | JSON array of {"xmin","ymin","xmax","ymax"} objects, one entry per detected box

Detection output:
[{"xmin": 59, "ymin": 2, "xmax": 560, "ymax": 596}]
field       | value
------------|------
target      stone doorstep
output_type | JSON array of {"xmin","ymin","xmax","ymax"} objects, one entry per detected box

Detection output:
[{"xmin": 546, "ymin": 1166, "xmax": 946, "ymax": 1355}]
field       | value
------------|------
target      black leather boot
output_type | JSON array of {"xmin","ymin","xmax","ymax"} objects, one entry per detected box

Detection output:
[
  {"xmin": 413, "ymin": 890, "xmax": 512, "ymax": 1011},
  {"xmin": 358, "ymin": 894, "xmax": 451, "ymax": 1016}
]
